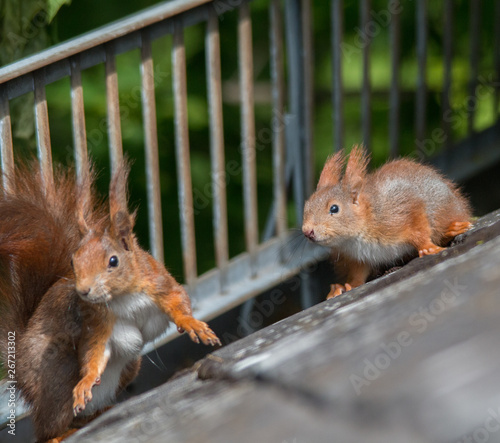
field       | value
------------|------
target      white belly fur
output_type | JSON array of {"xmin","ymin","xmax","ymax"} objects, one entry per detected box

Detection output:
[
  {"xmin": 81, "ymin": 292, "xmax": 170, "ymax": 415},
  {"xmin": 340, "ymin": 237, "xmax": 416, "ymax": 267}
]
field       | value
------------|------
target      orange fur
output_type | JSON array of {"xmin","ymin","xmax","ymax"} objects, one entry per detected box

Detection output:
[
  {"xmin": 0, "ymin": 159, "xmax": 220, "ymax": 442},
  {"xmin": 343, "ymin": 145, "xmax": 370, "ymax": 203},
  {"xmin": 327, "ymin": 255, "xmax": 371, "ymax": 299},
  {"xmin": 303, "ymin": 145, "xmax": 472, "ymax": 299},
  {"xmin": 72, "ymin": 309, "xmax": 114, "ymax": 416},
  {"xmin": 316, "ymin": 150, "xmax": 345, "ymax": 189}
]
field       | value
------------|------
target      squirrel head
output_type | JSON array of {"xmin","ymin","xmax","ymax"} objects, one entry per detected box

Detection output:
[
  {"xmin": 72, "ymin": 161, "xmax": 139, "ymax": 303},
  {"xmin": 302, "ymin": 145, "xmax": 370, "ymax": 248}
]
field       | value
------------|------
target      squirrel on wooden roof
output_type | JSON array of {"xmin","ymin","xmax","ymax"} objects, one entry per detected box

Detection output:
[{"xmin": 302, "ymin": 145, "xmax": 472, "ymax": 299}]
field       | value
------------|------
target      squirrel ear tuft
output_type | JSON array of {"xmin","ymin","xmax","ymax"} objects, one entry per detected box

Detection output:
[
  {"xmin": 317, "ymin": 150, "xmax": 345, "ymax": 190},
  {"xmin": 109, "ymin": 158, "xmax": 135, "ymax": 247},
  {"xmin": 343, "ymin": 145, "xmax": 370, "ymax": 204},
  {"xmin": 111, "ymin": 210, "xmax": 134, "ymax": 249}
]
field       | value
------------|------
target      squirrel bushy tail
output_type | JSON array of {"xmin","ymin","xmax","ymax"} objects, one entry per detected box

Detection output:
[{"xmin": 0, "ymin": 162, "xmax": 102, "ymax": 357}]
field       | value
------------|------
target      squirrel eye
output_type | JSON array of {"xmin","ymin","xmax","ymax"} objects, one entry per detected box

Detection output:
[
  {"xmin": 329, "ymin": 204, "xmax": 339, "ymax": 214},
  {"xmin": 108, "ymin": 255, "xmax": 119, "ymax": 268}
]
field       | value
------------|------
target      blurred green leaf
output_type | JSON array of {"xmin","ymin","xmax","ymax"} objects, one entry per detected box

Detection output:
[
  {"xmin": 0, "ymin": 0, "xmax": 69, "ymax": 66},
  {"xmin": 46, "ymin": 0, "xmax": 71, "ymax": 23}
]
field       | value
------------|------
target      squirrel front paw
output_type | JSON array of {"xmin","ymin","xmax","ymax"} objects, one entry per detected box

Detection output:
[
  {"xmin": 326, "ymin": 283, "xmax": 352, "ymax": 299},
  {"xmin": 418, "ymin": 245, "xmax": 445, "ymax": 257},
  {"xmin": 176, "ymin": 317, "xmax": 221, "ymax": 346},
  {"xmin": 72, "ymin": 375, "xmax": 101, "ymax": 416}
]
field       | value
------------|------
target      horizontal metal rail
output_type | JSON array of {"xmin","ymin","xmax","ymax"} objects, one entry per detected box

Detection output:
[
  {"xmin": 0, "ymin": 0, "xmax": 245, "ymax": 101},
  {"xmin": 0, "ymin": 0, "xmax": 212, "ymax": 86},
  {"xmin": 143, "ymin": 231, "xmax": 329, "ymax": 353}
]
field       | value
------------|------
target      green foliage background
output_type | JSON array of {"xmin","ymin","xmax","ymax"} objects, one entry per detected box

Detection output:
[{"xmin": 0, "ymin": 0, "xmax": 497, "ymax": 282}]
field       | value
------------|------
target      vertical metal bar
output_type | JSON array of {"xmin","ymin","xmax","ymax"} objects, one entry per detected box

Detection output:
[
  {"xmin": 0, "ymin": 86, "xmax": 14, "ymax": 193},
  {"xmin": 238, "ymin": 2, "xmax": 258, "ymax": 276},
  {"xmin": 105, "ymin": 44, "xmax": 123, "ymax": 172},
  {"xmin": 415, "ymin": 0, "xmax": 427, "ymax": 153},
  {"xmin": 173, "ymin": 20, "xmax": 197, "ymax": 289},
  {"xmin": 495, "ymin": 0, "xmax": 500, "ymax": 120},
  {"xmin": 442, "ymin": 0, "xmax": 453, "ymax": 150},
  {"xmin": 360, "ymin": 0, "xmax": 371, "ymax": 153},
  {"xmin": 302, "ymin": 0, "xmax": 314, "ymax": 196},
  {"xmin": 206, "ymin": 9, "xmax": 229, "ymax": 292},
  {"xmin": 141, "ymin": 30, "xmax": 164, "ymax": 263},
  {"xmin": 285, "ymin": 0, "xmax": 305, "ymax": 227},
  {"xmin": 270, "ymin": 0, "xmax": 287, "ymax": 241},
  {"xmin": 70, "ymin": 56, "xmax": 89, "ymax": 185},
  {"xmin": 331, "ymin": 0, "xmax": 344, "ymax": 151},
  {"xmin": 389, "ymin": 0, "xmax": 401, "ymax": 158},
  {"xmin": 34, "ymin": 70, "xmax": 54, "ymax": 194},
  {"xmin": 285, "ymin": 0, "xmax": 314, "ymax": 309},
  {"xmin": 468, "ymin": 0, "xmax": 480, "ymax": 135}
]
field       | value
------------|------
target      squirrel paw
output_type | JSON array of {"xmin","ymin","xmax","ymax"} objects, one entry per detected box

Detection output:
[
  {"xmin": 326, "ymin": 283, "xmax": 352, "ymax": 300},
  {"xmin": 444, "ymin": 221, "xmax": 472, "ymax": 238},
  {"xmin": 176, "ymin": 317, "xmax": 221, "ymax": 346},
  {"xmin": 72, "ymin": 376, "xmax": 100, "ymax": 416},
  {"xmin": 418, "ymin": 245, "xmax": 445, "ymax": 257}
]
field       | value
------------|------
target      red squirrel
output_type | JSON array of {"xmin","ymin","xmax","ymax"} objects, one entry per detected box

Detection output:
[
  {"xmin": 302, "ymin": 145, "xmax": 472, "ymax": 299},
  {"xmin": 0, "ymin": 160, "xmax": 220, "ymax": 443}
]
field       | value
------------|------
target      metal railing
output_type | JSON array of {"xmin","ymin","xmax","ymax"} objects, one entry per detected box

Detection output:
[
  {"xmin": 0, "ymin": 0, "xmax": 324, "ymax": 352},
  {"xmin": 0, "ymin": 0, "xmax": 499, "ymax": 354}
]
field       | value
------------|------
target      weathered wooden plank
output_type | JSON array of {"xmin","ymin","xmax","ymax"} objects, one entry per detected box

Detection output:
[{"xmin": 68, "ymin": 375, "xmax": 344, "ymax": 443}]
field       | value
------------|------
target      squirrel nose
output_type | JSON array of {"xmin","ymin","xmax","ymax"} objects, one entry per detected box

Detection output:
[
  {"xmin": 76, "ymin": 286, "xmax": 91, "ymax": 297},
  {"xmin": 304, "ymin": 228, "xmax": 315, "ymax": 241}
]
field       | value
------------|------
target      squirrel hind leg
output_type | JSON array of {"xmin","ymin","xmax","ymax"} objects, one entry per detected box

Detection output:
[
  {"xmin": 20, "ymin": 332, "xmax": 80, "ymax": 442},
  {"xmin": 443, "ymin": 220, "xmax": 472, "ymax": 242},
  {"xmin": 419, "ymin": 220, "xmax": 472, "ymax": 256},
  {"xmin": 404, "ymin": 206, "xmax": 447, "ymax": 257},
  {"xmin": 31, "ymin": 390, "xmax": 76, "ymax": 443}
]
